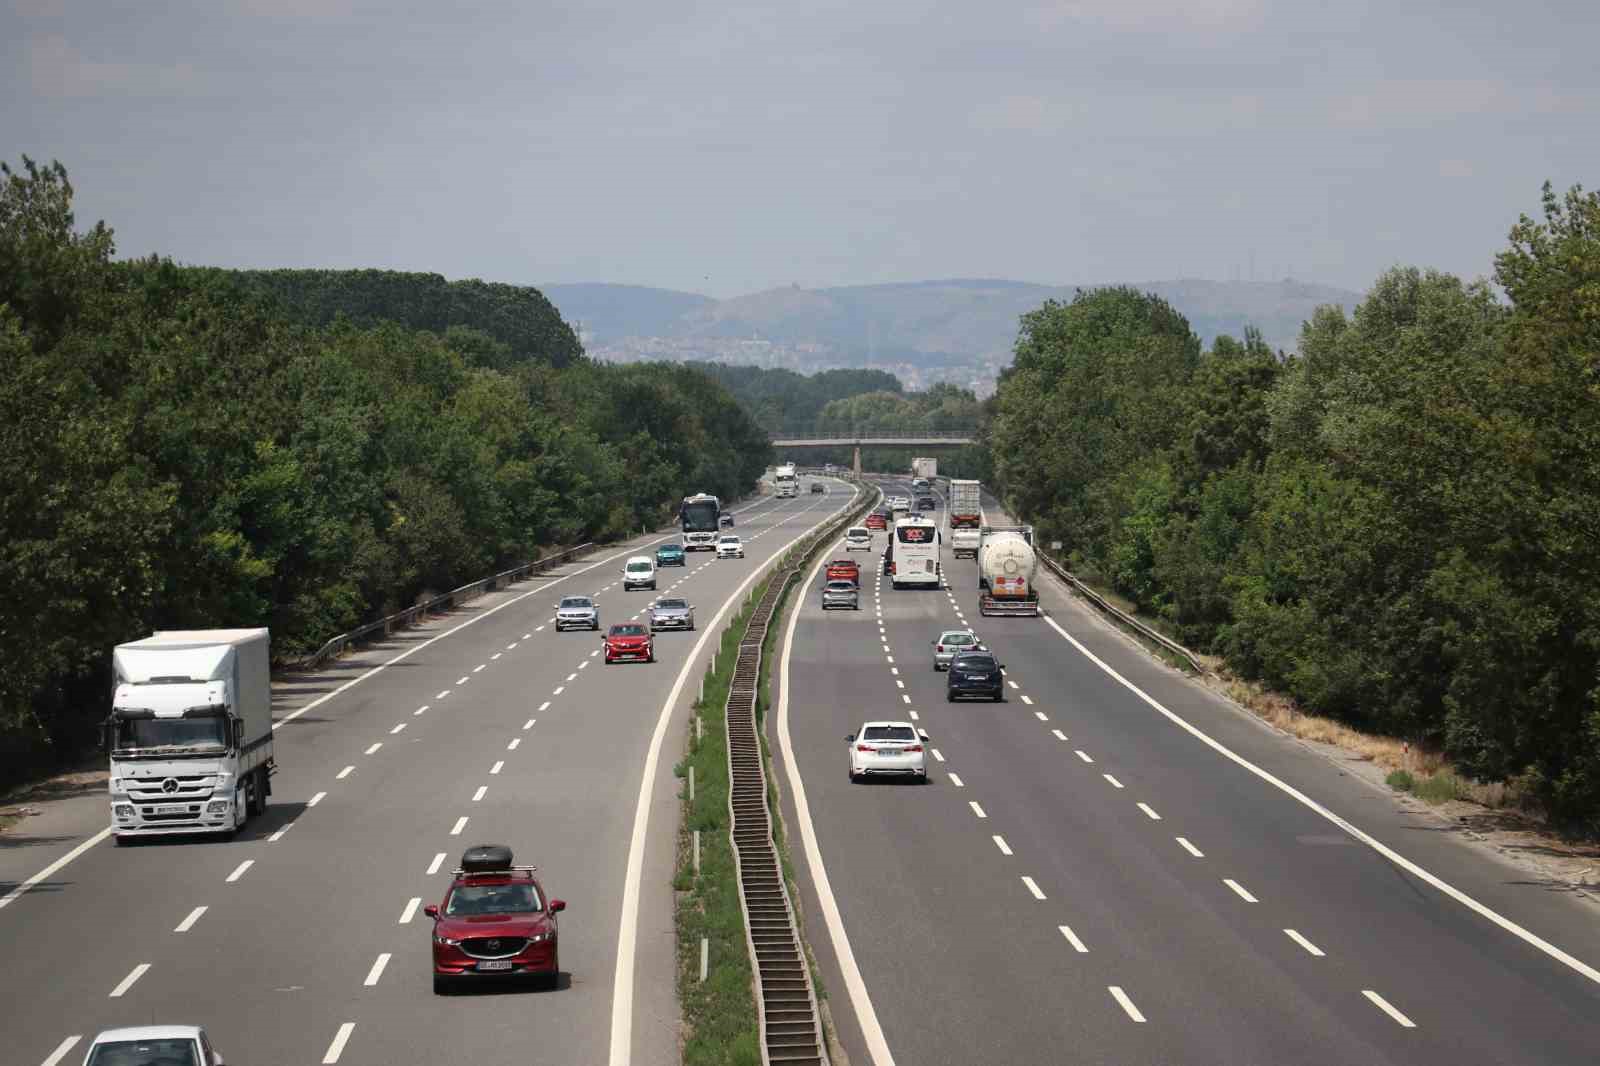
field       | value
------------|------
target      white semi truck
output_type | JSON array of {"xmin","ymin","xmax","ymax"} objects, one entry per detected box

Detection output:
[
  {"xmin": 775, "ymin": 462, "xmax": 798, "ymax": 498},
  {"xmin": 105, "ymin": 629, "xmax": 274, "ymax": 842},
  {"xmin": 977, "ymin": 526, "xmax": 1039, "ymax": 616},
  {"xmin": 948, "ymin": 479, "xmax": 984, "ymax": 558}
]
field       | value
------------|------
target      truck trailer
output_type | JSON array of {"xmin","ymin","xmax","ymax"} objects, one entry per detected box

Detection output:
[
  {"xmin": 948, "ymin": 479, "xmax": 983, "ymax": 558},
  {"xmin": 912, "ymin": 457, "xmax": 938, "ymax": 480},
  {"xmin": 105, "ymin": 629, "xmax": 274, "ymax": 842},
  {"xmin": 977, "ymin": 526, "xmax": 1039, "ymax": 616}
]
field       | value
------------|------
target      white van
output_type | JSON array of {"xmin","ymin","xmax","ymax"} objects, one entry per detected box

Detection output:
[
  {"xmin": 623, "ymin": 555, "xmax": 657, "ymax": 591},
  {"xmin": 844, "ymin": 526, "xmax": 872, "ymax": 551}
]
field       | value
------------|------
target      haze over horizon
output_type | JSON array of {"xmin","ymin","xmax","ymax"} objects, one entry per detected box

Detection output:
[{"xmin": 5, "ymin": 0, "xmax": 1596, "ymax": 298}]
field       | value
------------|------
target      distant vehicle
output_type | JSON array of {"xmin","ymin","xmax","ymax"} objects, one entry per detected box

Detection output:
[
  {"xmin": 826, "ymin": 558, "xmax": 860, "ymax": 585},
  {"xmin": 681, "ymin": 492, "xmax": 722, "ymax": 551},
  {"xmin": 978, "ymin": 526, "xmax": 1039, "ymax": 616},
  {"xmin": 948, "ymin": 479, "xmax": 983, "ymax": 557},
  {"xmin": 649, "ymin": 597, "xmax": 695, "ymax": 632},
  {"xmin": 946, "ymin": 650, "xmax": 1005, "ymax": 702},
  {"xmin": 775, "ymin": 462, "xmax": 798, "ymax": 498},
  {"xmin": 720, "ymin": 512, "xmax": 735, "ymax": 528},
  {"xmin": 846, "ymin": 721, "xmax": 928, "ymax": 782},
  {"xmin": 822, "ymin": 579, "xmax": 860, "ymax": 611},
  {"xmin": 844, "ymin": 526, "xmax": 872, "ymax": 551},
  {"xmin": 912, "ymin": 457, "xmax": 938, "ymax": 480},
  {"xmin": 888, "ymin": 495, "xmax": 910, "ymax": 509},
  {"xmin": 931, "ymin": 629, "xmax": 986, "ymax": 671},
  {"xmin": 622, "ymin": 555, "xmax": 657, "ymax": 591},
  {"xmin": 716, "ymin": 534, "xmax": 745, "ymax": 559},
  {"xmin": 82, "ymin": 1026, "xmax": 226, "ymax": 1066},
  {"xmin": 882, "ymin": 544, "xmax": 894, "ymax": 575},
  {"xmin": 916, "ymin": 495, "xmax": 936, "ymax": 511},
  {"xmin": 890, "ymin": 502, "xmax": 910, "ymax": 522},
  {"xmin": 864, "ymin": 512, "xmax": 887, "ymax": 532},
  {"xmin": 603, "ymin": 622, "xmax": 654, "ymax": 664},
  {"xmin": 655, "ymin": 542, "xmax": 686, "ymax": 567},
  {"xmin": 106, "ymin": 629, "xmax": 272, "ymax": 843},
  {"xmin": 911, "ymin": 477, "xmax": 931, "ymax": 493},
  {"xmin": 810, "ymin": 481, "xmax": 825, "ymax": 494},
  {"xmin": 889, "ymin": 515, "xmax": 940, "ymax": 590},
  {"xmin": 555, "ymin": 595, "xmax": 599, "ymax": 631},
  {"xmin": 425, "ymin": 845, "xmax": 564, "ymax": 993}
]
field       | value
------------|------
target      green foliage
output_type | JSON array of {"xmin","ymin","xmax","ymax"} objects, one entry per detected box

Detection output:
[
  {"xmin": 1386, "ymin": 770, "xmax": 1415, "ymax": 792},
  {"xmin": 0, "ymin": 158, "xmax": 767, "ymax": 786},
  {"xmin": 987, "ymin": 203, "xmax": 1600, "ymax": 830}
]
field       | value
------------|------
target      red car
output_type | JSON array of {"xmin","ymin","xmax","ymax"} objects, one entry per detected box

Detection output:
[
  {"xmin": 864, "ymin": 513, "xmax": 887, "ymax": 531},
  {"xmin": 604, "ymin": 622, "xmax": 655, "ymax": 663},
  {"xmin": 425, "ymin": 846, "xmax": 565, "ymax": 993},
  {"xmin": 826, "ymin": 558, "xmax": 860, "ymax": 585}
]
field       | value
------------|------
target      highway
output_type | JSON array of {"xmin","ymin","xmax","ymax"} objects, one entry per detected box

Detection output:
[
  {"xmin": 775, "ymin": 478, "xmax": 1600, "ymax": 1065},
  {"xmin": 2, "ymin": 484, "xmax": 854, "ymax": 1066}
]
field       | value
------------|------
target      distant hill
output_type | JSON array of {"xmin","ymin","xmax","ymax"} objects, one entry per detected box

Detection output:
[{"xmin": 541, "ymin": 283, "xmax": 714, "ymax": 343}]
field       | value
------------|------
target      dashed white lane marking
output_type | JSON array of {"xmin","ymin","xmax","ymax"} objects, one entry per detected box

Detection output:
[
  {"xmin": 473, "ymin": 664, "xmax": 486, "ymax": 673},
  {"xmin": 308, "ymin": 791, "xmax": 326, "ymax": 808},
  {"xmin": 390, "ymin": 723, "xmax": 406, "ymax": 734},
  {"xmin": 885, "ymin": 655, "xmax": 894, "ymax": 664},
  {"xmin": 580, "ymin": 660, "xmax": 590, "ymax": 669},
  {"xmin": 931, "ymin": 749, "xmax": 945, "ymax": 762},
  {"xmin": 1075, "ymin": 749, "xmax": 1093, "ymax": 763},
  {"xmin": 1059, "ymin": 925, "xmax": 1088, "ymax": 953},
  {"xmin": 523, "ymin": 633, "xmax": 532, "ymax": 640},
  {"xmin": 363, "ymin": 953, "xmax": 391, "ymax": 986},
  {"xmin": 1109, "ymin": 986, "xmax": 1147, "ymax": 1023},
  {"xmin": 399, "ymin": 898, "xmax": 421, "ymax": 924},
  {"xmin": 39, "ymin": 1035, "xmax": 80, "ymax": 1066},
  {"xmin": 337, "ymin": 766, "xmax": 354, "ymax": 780},
  {"xmin": 895, "ymin": 680, "xmax": 905, "ymax": 689},
  {"xmin": 1052, "ymin": 729, "xmax": 1068, "ymax": 741},
  {"xmin": 901, "ymin": 694, "xmax": 911, "ymax": 704},
  {"xmin": 1103, "ymin": 774, "xmax": 1124, "ymax": 789},
  {"xmin": 174, "ymin": 905, "xmax": 207, "ymax": 932},
  {"xmin": 1176, "ymin": 837, "xmax": 1205, "ymax": 858},
  {"xmin": 1020, "ymin": 694, "xmax": 1034, "ymax": 705},
  {"xmin": 590, "ymin": 649, "xmax": 601, "ymax": 657},
  {"xmin": 1285, "ymin": 929, "xmax": 1325, "ymax": 956},
  {"xmin": 1008, "ymin": 680, "xmax": 1019, "ymax": 690},
  {"xmin": 1034, "ymin": 711, "xmax": 1048, "ymax": 722},
  {"xmin": 507, "ymin": 643, "xmax": 518, "ymax": 650},
  {"xmin": 1021, "ymin": 876, "xmax": 1047, "ymax": 900},
  {"xmin": 322, "ymin": 1022, "xmax": 356, "ymax": 1064},
  {"xmin": 268, "ymin": 822, "xmax": 294, "ymax": 842},
  {"xmin": 415, "ymin": 704, "xmax": 430, "ymax": 715},
  {"xmin": 567, "ymin": 672, "xmax": 579, "ymax": 681},
  {"xmin": 450, "ymin": 816, "xmax": 469, "ymax": 836},
  {"xmin": 1224, "ymin": 878, "xmax": 1258, "ymax": 903},
  {"xmin": 553, "ymin": 686, "xmax": 565, "ymax": 695},
  {"xmin": 523, "ymin": 718, "xmax": 536, "ymax": 730},
  {"xmin": 993, "ymin": 835, "xmax": 1013, "ymax": 856},
  {"xmin": 455, "ymin": 676, "xmax": 469, "ymax": 685},
  {"xmin": 538, "ymin": 700, "xmax": 551, "ymax": 711},
  {"xmin": 435, "ymin": 690, "xmax": 450, "ymax": 700},
  {"xmin": 472, "ymin": 786, "xmax": 487, "ymax": 802},
  {"xmin": 365, "ymin": 742, "xmax": 382, "ymax": 755},
  {"xmin": 226, "ymin": 860, "xmax": 254, "ymax": 883},
  {"xmin": 1138, "ymin": 803, "xmax": 1163, "ymax": 821},
  {"xmin": 969, "ymin": 801, "xmax": 987, "ymax": 818},
  {"xmin": 535, "ymin": 625, "xmax": 546, "ymax": 632},
  {"xmin": 1362, "ymin": 990, "xmax": 1416, "ymax": 1028},
  {"xmin": 490, "ymin": 761, "xmax": 504, "ymax": 775},
  {"xmin": 108, "ymin": 963, "xmax": 149, "ymax": 998},
  {"xmin": 508, "ymin": 738, "xmax": 521, "ymax": 751},
  {"xmin": 491, "ymin": 653, "xmax": 502, "ymax": 661},
  {"xmin": 890, "ymin": 667, "xmax": 899, "ymax": 676},
  {"xmin": 427, "ymin": 852, "xmax": 446, "ymax": 875}
]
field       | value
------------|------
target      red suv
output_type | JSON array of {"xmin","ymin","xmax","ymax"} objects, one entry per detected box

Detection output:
[
  {"xmin": 864, "ymin": 512, "xmax": 887, "ymax": 531},
  {"xmin": 604, "ymin": 622, "xmax": 655, "ymax": 664},
  {"xmin": 425, "ymin": 846, "xmax": 565, "ymax": 993},
  {"xmin": 826, "ymin": 558, "xmax": 860, "ymax": 585}
]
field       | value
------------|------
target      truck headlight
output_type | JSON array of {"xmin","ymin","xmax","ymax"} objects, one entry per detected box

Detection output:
[
  {"xmin": 206, "ymin": 799, "xmax": 231, "ymax": 815},
  {"xmin": 114, "ymin": 804, "xmax": 135, "ymax": 819}
]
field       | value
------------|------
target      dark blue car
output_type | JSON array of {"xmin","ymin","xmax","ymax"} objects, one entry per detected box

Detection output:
[
  {"xmin": 946, "ymin": 651, "xmax": 1005, "ymax": 702},
  {"xmin": 656, "ymin": 542, "xmax": 687, "ymax": 567}
]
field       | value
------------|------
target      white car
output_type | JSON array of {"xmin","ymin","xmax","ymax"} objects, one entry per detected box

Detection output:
[
  {"xmin": 931, "ymin": 628, "xmax": 986, "ymax": 670},
  {"xmin": 716, "ymin": 535, "xmax": 745, "ymax": 559},
  {"xmin": 843, "ymin": 526, "xmax": 872, "ymax": 551},
  {"xmin": 83, "ymin": 1026, "xmax": 227, "ymax": 1065},
  {"xmin": 622, "ymin": 555, "xmax": 657, "ymax": 591},
  {"xmin": 846, "ymin": 720, "xmax": 928, "ymax": 783}
]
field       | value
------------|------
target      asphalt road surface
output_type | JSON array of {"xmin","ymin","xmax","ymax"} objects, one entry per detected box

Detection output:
[
  {"xmin": 775, "ymin": 477, "xmax": 1600, "ymax": 1066},
  {"xmin": 3, "ymin": 482, "xmax": 855, "ymax": 1066}
]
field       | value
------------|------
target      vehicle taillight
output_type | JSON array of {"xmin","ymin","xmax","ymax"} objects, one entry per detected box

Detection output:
[
  {"xmin": 936, "ymin": 644, "xmax": 945, "ymax": 652},
  {"xmin": 905, "ymin": 744, "xmax": 923, "ymax": 752},
  {"xmin": 856, "ymin": 744, "xmax": 875, "ymax": 752}
]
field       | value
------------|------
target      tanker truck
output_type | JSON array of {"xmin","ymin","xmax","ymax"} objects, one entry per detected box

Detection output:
[{"xmin": 977, "ymin": 526, "xmax": 1039, "ymax": 616}]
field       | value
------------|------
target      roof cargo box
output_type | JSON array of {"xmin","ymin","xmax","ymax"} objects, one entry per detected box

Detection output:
[{"xmin": 460, "ymin": 844, "xmax": 514, "ymax": 872}]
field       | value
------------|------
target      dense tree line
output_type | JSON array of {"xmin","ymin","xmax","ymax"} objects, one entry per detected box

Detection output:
[
  {"xmin": 988, "ymin": 184, "xmax": 1600, "ymax": 830},
  {"xmin": 0, "ymin": 158, "xmax": 769, "ymax": 785},
  {"xmin": 695, "ymin": 363, "xmax": 902, "ymax": 431}
]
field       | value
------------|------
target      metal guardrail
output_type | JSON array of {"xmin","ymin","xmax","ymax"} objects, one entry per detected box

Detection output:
[
  {"xmin": 726, "ymin": 478, "xmax": 875, "ymax": 1066},
  {"xmin": 1035, "ymin": 551, "xmax": 1208, "ymax": 674},
  {"xmin": 292, "ymin": 542, "xmax": 596, "ymax": 670}
]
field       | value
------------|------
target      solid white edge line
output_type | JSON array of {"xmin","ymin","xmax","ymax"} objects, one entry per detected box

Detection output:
[
  {"xmin": 174, "ymin": 905, "xmax": 207, "ymax": 933},
  {"xmin": 1284, "ymin": 928, "xmax": 1325, "ymax": 956},
  {"xmin": 0, "ymin": 827, "xmax": 112, "ymax": 910},
  {"xmin": 1039, "ymin": 610, "xmax": 1600, "ymax": 987},
  {"xmin": 363, "ymin": 952, "xmax": 391, "ymax": 986},
  {"xmin": 1109, "ymin": 985, "xmax": 1147, "ymax": 1023},
  {"xmin": 321, "ymin": 1021, "xmax": 355, "ymax": 1064},
  {"xmin": 774, "ymin": 498, "xmax": 898, "ymax": 1066},
  {"xmin": 1362, "ymin": 989, "xmax": 1417, "ymax": 1027},
  {"xmin": 40, "ymin": 1035, "xmax": 81, "ymax": 1066},
  {"xmin": 1058, "ymin": 925, "xmax": 1088, "ymax": 953},
  {"xmin": 108, "ymin": 962, "xmax": 149, "ymax": 998},
  {"xmin": 609, "ymin": 489, "xmax": 852, "ymax": 1066}
]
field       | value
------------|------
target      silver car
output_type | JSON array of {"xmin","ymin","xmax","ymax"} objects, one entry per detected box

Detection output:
[
  {"xmin": 555, "ymin": 595, "xmax": 599, "ymax": 631},
  {"xmin": 649, "ymin": 597, "xmax": 696, "ymax": 632},
  {"xmin": 931, "ymin": 628, "xmax": 985, "ymax": 670},
  {"xmin": 821, "ymin": 580, "xmax": 860, "ymax": 611}
]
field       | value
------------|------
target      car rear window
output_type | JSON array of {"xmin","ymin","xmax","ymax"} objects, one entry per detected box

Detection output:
[
  {"xmin": 826, "ymin": 581, "xmax": 855, "ymax": 591},
  {"xmin": 862, "ymin": 725, "xmax": 917, "ymax": 741},
  {"xmin": 610, "ymin": 624, "xmax": 647, "ymax": 636},
  {"xmin": 942, "ymin": 632, "xmax": 975, "ymax": 645},
  {"xmin": 952, "ymin": 653, "xmax": 996, "ymax": 668},
  {"xmin": 88, "ymin": 1041, "xmax": 201, "ymax": 1066}
]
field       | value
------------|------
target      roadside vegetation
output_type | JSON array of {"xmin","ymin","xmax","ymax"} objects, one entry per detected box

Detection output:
[
  {"xmin": 987, "ymin": 182, "xmax": 1600, "ymax": 833},
  {"xmin": 0, "ymin": 156, "xmax": 770, "ymax": 788}
]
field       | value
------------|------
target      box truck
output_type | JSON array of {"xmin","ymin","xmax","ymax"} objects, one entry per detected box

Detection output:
[{"xmin": 948, "ymin": 479, "xmax": 984, "ymax": 558}]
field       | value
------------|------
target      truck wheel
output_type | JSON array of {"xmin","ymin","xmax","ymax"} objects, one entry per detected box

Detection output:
[{"xmin": 251, "ymin": 768, "xmax": 268, "ymax": 815}]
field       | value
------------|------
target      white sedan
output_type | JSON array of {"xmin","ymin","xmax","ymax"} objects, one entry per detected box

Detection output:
[
  {"xmin": 846, "ymin": 721, "xmax": 928, "ymax": 783},
  {"xmin": 716, "ymin": 535, "xmax": 745, "ymax": 559}
]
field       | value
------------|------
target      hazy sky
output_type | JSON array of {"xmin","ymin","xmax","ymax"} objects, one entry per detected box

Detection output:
[{"xmin": 4, "ymin": 0, "xmax": 1596, "ymax": 298}]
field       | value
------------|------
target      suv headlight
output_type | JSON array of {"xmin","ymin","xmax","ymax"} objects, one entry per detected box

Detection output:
[{"xmin": 434, "ymin": 934, "xmax": 461, "ymax": 946}]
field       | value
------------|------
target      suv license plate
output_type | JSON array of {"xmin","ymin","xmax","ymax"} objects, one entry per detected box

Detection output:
[{"xmin": 477, "ymin": 960, "xmax": 514, "ymax": 971}]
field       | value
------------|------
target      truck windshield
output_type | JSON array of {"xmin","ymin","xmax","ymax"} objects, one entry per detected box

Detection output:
[{"xmin": 115, "ymin": 716, "xmax": 228, "ymax": 751}]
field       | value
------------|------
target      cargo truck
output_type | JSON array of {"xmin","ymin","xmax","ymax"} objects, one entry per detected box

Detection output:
[
  {"xmin": 977, "ymin": 526, "xmax": 1039, "ymax": 616},
  {"xmin": 775, "ymin": 462, "xmax": 798, "ymax": 498},
  {"xmin": 912, "ymin": 457, "xmax": 937, "ymax": 480},
  {"xmin": 104, "ymin": 629, "xmax": 274, "ymax": 842},
  {"xmin": 948, "ymin": 479, "xmax": 983, "ymax": 558}
]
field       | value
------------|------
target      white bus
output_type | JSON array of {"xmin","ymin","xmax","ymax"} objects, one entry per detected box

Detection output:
[{"xmin": 889, "ymin": 515, "xmax": 940, "ymax": 590}]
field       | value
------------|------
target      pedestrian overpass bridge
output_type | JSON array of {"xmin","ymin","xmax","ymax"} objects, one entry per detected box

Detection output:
[{"xmin": 768, "ymin": 430, "xmax": 975, "ymax": 475}]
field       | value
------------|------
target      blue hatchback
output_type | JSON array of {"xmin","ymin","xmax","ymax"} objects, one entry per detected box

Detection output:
[{"xmin": 656, "ymin": 542, "xmax": 687, "ymax": 567}]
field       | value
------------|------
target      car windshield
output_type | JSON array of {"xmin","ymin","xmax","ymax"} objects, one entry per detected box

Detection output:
[
  {"xmin": 445, "ymin": 881, "xmax": 543, "ymax": 915},
  {"xmin": 627, "ymin": 561, "xmax": 652, "ymax": 572},
  {"xmin": 720, "ymin": 536, "xmax": 738, "ymax": 543},
  {"xmin": 656, "ymin": 599, "xmax": 687, "ymax": 610},
  {"xmin": 941, "ymin": 632, "xmax": 976, "ymax": 646},
  {"xmin": 560, "ymin": 597, "xmax": 591, "ymax": 609},
  {"xmin": 848, "ymin": 529, "xmax": 868, "ymax": 537},
  {"xmin": 862, "ymin": 725, "xmax": 917, "ymax": 741},
  {"xmin": 86, "ymin": 1039, "xmax": 200, "ymax": 1066},
  {"xmin": 610, "ymin": 624, "xmax": 647, "ymax": 636}
]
